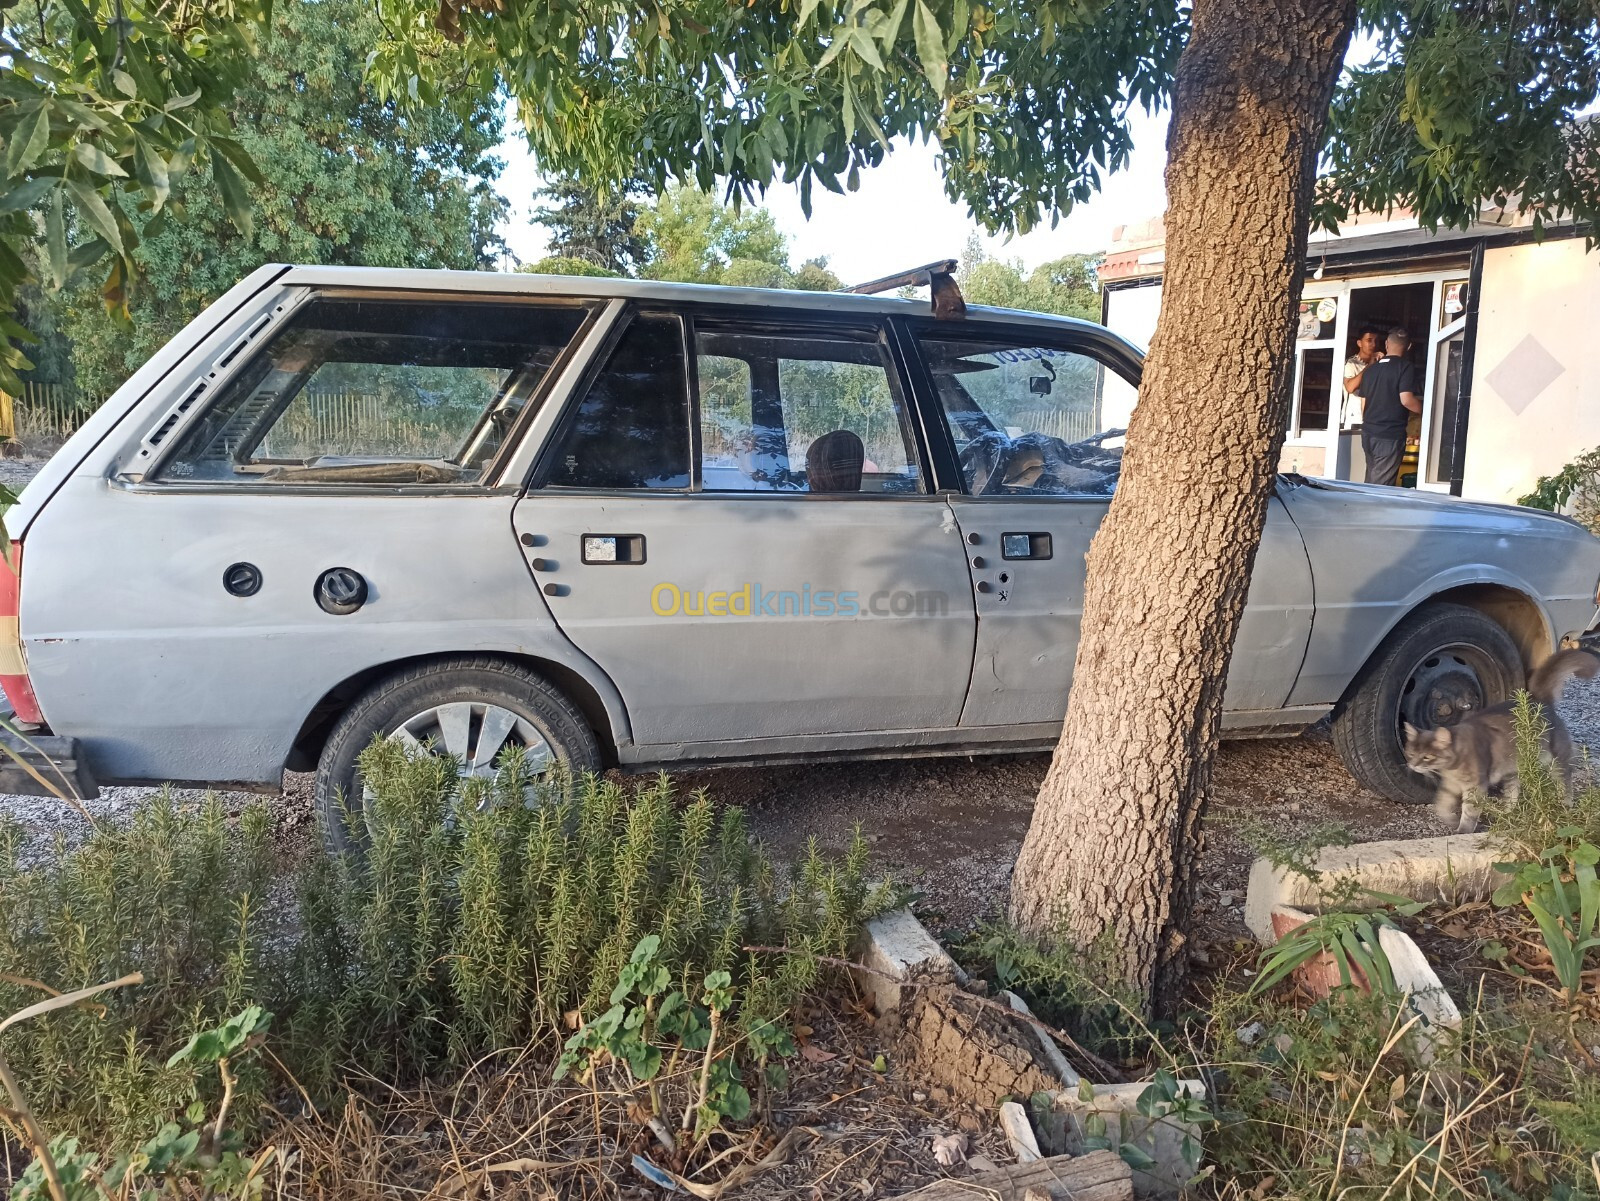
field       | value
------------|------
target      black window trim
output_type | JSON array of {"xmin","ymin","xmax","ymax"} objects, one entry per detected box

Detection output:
[
  {"xmin": 685, "ymin": 308, "xmax": 932, "ymax": 499},
  {"xmin": 532, "ymin": 300, "xmax": 946, "ymax": 500},
  {"xmin": 894, "ymin": 315, "xmax": 1145, "ymax": 500}
]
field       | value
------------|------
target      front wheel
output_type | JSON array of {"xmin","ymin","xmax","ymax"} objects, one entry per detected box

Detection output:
[
  {"xmin": 1330, "ymin": 603, "xmax": 1523, "ymax": 804},
  {"xmin": 314, "ymin": 657, "xmax": 601, "ymax": 855}
]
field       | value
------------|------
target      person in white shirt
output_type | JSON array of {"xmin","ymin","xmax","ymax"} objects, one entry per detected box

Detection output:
[{"xmin": 1339, "ymin": 326, "xmax": 1383, "ymax": 429}]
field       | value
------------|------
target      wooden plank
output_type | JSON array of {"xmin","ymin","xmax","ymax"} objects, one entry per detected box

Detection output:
[{"xmin": 896, "ymin": 1149, "xmax": 1132, "ymax": 1200}]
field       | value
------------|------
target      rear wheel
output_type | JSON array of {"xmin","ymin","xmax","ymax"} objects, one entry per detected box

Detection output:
[
  {"xmin": 314, "ymin": 657, "xmax": 600, "ymax": 855},
  {"xmin": 1330, "ymin": 603, "xmax": 1523, "ymax": 804}
]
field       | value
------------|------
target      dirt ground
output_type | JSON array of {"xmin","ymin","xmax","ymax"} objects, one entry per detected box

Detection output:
[{"xmin": 674, "ymin": 674, "xmax": 1600, "ymax": 943}]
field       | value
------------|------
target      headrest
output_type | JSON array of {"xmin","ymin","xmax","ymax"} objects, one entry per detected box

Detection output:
[{"xmin": 805, "ymin": 429, "xmax": 866, "ymax": 493}]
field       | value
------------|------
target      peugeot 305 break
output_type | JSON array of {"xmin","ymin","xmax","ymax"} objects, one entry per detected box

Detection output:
[{"xmin": 6, "ymin": 264, "xmax": 1598, "ymax": 843}]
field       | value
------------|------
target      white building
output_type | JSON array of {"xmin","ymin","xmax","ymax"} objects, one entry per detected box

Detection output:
[{"xmin": 1098, "ymin": 212, "xmax": 1597, "ymax": 503}]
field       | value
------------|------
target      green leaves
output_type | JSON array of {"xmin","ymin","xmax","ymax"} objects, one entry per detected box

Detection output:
[
  {"xmin": 1491, "ymin": 832, "xmax": 1600, "ymax": 1005},
  {"xmin": 71, "ymin": 140, "xmax": 128, "ymax": 178},
  {"xmin": 211, "ymin": 151, "xmax": 254, "ymax": 239},
  {"xmin": 1251, "ymin": 908, "xmax": 1406, "ymax": 997},
  {"xmin": 165, "ymin": 1005, "xmax": 273, "ymax": 1067},
  {"xmin": 913, "ymin": 3, "xmax": 947, "ymax": 97},
  {"xmin": 133, "ymin": 138, "xmax": 170, "ymax": 211},
  {"xmin": 45, "ymin": 189, "xmax": 66, "ymax": 287},
  {"xmin": 62, "ymin": 177, "xmax": 122, "ymax": 253},
  {"xmin": 4, "ymin": 105, "xmax": 52, "ymax": 177},
  {"xmin": 0, "ymin": 0, "xmax": 271, "ymax": 389}
]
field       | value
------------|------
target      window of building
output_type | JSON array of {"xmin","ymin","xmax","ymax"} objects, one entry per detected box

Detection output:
[
  {"xmin": 544, "ymin": 314, "xmax": 692, "ymax": 490},
  {"xmin": 694, "ymin": 326, "xmax": 921, "ymax": 493},
  {"xmin": 918, "ymin": 334, "xmax": 1137, "ymax": 496},
  {"xmin": 157, "ymin": 299, "xmax": 590, "ymax": 485}
]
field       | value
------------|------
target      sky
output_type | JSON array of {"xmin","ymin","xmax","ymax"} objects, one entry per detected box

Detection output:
[{"xmin": 493, "ymin": 106, "xmax": 1171, "ymax": 281}]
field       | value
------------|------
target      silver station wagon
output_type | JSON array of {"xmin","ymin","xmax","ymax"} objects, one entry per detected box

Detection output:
[{"xmin": 6, "ymin": 264, "xmax": 1599, "ymax": 841}]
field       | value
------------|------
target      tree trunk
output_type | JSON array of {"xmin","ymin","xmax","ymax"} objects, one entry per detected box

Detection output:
[{"xmin": 1007, "ymin": 0, "xmax": 1357, "ymax": 1013}]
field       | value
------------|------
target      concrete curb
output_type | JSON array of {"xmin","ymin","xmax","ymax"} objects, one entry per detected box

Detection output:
[
  {"xmin": 1244, "ymin": 832, "xmax": 1510, "ymax": 944},
  {"xmin": 853, "ymin": 908, "xmax": 967, "ymax": 1015},
  {"xmin": 1039, "ymin": 1081, "xmax": 1207, "ymax": 1198}
]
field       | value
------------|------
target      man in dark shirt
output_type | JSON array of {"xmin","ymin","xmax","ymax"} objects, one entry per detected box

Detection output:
[{"xmin": 1357, "ymin": 327, "xmax": 1421, "ymax": 485}]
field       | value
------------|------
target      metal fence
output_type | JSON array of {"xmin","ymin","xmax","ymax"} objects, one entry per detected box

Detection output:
[
  {"xmin": 1013, "ymin": 406, "xmax": 1101, "ymax": 444},
  {"xmin": 1, "ymin": 383, "xmax": 101, "ymax": 444},
  {"xmin": 2, "ymin": 387, "xmax": 1112, "ymax": 454},
  {"xmin": 0, "ymin": 386, "xmax": 425, "ymax": 454}
]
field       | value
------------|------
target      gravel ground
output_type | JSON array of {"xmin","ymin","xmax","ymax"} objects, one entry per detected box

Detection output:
[
  {"xmin": 2, "ymin": 454, "xmax": 1598, "ymax": 941},
  {"xmin": 0, "ymin": 457, "xmax": 45, "ymax": 492}
]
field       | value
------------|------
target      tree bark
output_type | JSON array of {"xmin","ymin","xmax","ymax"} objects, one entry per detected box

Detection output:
[{"xmin": 1007, "ymin": 0, "xmax": 1357, "ymax": 1013}]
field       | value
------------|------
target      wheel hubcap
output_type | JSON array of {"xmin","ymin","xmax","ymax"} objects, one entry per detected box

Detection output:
[
  {"xmin": 366, "ymin": 702, "xmax": 553, "ymax": 803},
  {"xmin": 1397, "ymin": 644, "xmax": 1497, "ymax": 732}
]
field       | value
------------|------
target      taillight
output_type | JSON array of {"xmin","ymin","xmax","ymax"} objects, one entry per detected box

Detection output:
[{"xmin": 0, "ymin": 542, "xmax": 44, "ymax": 725}]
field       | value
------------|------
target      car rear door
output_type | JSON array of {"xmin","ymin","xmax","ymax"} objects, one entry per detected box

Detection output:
[
  {"xmin": 512, "ymin": 305, "xmax": 977, "ymax": 752},
  {"xmin": 902, "ymin": 319, "xmax": 1314, "ymax": 730}
]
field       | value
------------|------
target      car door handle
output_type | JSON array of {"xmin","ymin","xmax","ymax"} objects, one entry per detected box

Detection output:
[
  {"xmin": 581, "ymin": 534, "xmax": 647, "ymax": 565},
  {"xmin": 1000, "ymin": 532, "xmax": 1053, "ymax": 560}
]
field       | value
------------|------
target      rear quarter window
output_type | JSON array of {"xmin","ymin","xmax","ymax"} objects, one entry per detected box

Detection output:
[{"xmin": 156, "ymin": 298, "xmax": 591, "ymax": 486}]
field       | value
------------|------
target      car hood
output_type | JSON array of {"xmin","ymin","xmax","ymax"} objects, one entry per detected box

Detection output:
[{"xmin": 1284, "ymin": 474, "xmax": 1593, "ymax": 535}]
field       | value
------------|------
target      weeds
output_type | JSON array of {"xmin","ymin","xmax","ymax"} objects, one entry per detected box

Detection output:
[
  {"xmin": 0, "ymin": 792, "xmax": 279, "ymax": 1146},
  {"xmin": 1489, "ymin": 692, "xmax": 1600, "ymax": 858},
  {"xmin": 957, "ymin": 922, "xmax": 1150, "ymax": 1062},
  {"xmin": 0, "ymin": 741, "xmax": 892, "ymax": 1177},
  {"xmin": 1203, "ymin": 982, "xmax": 1599, "ymax": 1199}
]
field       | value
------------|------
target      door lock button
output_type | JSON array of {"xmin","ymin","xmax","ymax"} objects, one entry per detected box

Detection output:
[
  {"xmin": 222, "ymin": 562, "xmax": 262, "ymax": 598},
  {"xmin": 315, "ymin": 567, "xmax": 369, "ymax": 615}
]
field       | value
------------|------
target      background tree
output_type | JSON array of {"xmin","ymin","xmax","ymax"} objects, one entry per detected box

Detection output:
[
  {"xmin": 373, "ymin": 0, "xmax": 1600, "ymax": 1013},
  {"xmin": 637, "ymin": 184, "xmax": 793, "ymax": 285},
  {"xmin": 522, "ymin": 181, "xmax": 845, "ymax": 290},
  {"xmin": 959, "ymin": 234, "xmax": 1100, "ymax": 320},
  {"xmin": 33, "ymin": 0, "xmax": 504, "ymax": 396},
  {"xmin": 529, "ymin": 175, "xmax": 649, "ymax": 274},
  {"xmin": 0, "ymin": 0, "xmax": 270, "ymax": 394},
  {"xmin": 517, "ymin": 256, "xmax": 623, "ymax": 278}
]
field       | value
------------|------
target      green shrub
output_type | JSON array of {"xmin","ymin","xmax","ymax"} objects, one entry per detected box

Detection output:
[
  {"xmin": 0, "ymin": 742, "xmax": 890, "ymax": 1151},
  {"xmin": 292, "ymin": 743, "xmax": 887, "ymax": 1087},
  {"xmin": 1518, "ymin": 445, "xmax": 1600, "ymax": 536},
  {"xmin": 0, "ymin": 793, "xmax": 280, "ymax": 1146}
]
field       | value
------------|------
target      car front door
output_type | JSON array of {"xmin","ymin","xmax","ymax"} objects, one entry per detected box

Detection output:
[
  {"xmin": 513, "ymin": 307, "xmax": 977, "ymax": 753},
  {"xmin": 906, "ymin": 322, "xmax": 1314, "ymax": 731}
]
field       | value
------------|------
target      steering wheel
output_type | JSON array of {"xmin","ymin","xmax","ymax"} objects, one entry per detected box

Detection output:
[{"xmin": 959, "ymin": 434, "xmax": 1010, "ymax": 496}]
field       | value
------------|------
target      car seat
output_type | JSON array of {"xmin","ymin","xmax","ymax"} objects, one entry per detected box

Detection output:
[{"xmin": 806, "ymin": 429, "xmax": 865, "ymax": 493}]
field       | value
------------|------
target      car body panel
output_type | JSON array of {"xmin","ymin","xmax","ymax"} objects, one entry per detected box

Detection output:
[
  {"xmin": 945, "ymin": 492, "xmax": 1314, "ymax": 726},
  {"xmin": 12, "ymin": 265, "xmax": 1600, "ymax": 789},
  {"xmin": 1280, "ymin": 476, "xmax": 1598, "ymax": 707},
  {"xmin": 513, "ymin": 492, "xmax": 978, "ymax": 745},
  {"xmin": 19, "ymin": 486, "xmax": 631, "ymax": 784}
]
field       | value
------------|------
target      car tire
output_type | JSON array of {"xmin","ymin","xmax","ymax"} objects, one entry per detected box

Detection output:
[
  {"xmin": 314, "ymin": 656, "xmax": 601, "ymax": 856},
  {"xmin": 1330, "ymin": 602, "xmax": 1524, "ymax": 805}
]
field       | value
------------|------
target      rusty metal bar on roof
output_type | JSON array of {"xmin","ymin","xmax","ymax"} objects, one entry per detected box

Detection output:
[{"xmin": 846, "ymin": 258, "xmax": 966, "ymax": 320}]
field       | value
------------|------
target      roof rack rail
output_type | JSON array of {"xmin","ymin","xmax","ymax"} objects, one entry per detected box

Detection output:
[{"xmin": 846, "ymin": 258, "xmax": 966, "ymax": 320}]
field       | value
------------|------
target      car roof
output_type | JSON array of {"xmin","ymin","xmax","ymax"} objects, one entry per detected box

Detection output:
[{"xmin": 276, "ymin": 264, "xmax": 1140, "ymax": 352}]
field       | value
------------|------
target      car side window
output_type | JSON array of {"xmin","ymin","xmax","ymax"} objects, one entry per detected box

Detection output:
[
  {"xmin": 918, "ymin": 333, "xmax": 1139, "ymax": 497},
  {"xmin": 544, "ymin": 314, "xmax": 692, "ymax": 490},
  {"xmin": 156, "ymin": 298, "xmax": 590, "ymax": 486},
  {"xmin": 695, "ymin": 325, "xmax": 922, "ymax": 494}
]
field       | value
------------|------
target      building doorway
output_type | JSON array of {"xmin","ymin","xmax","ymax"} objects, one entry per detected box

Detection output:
[{"xmin": 1342, "ymin": 281, "xmax": 1434, "ymax": 486}]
